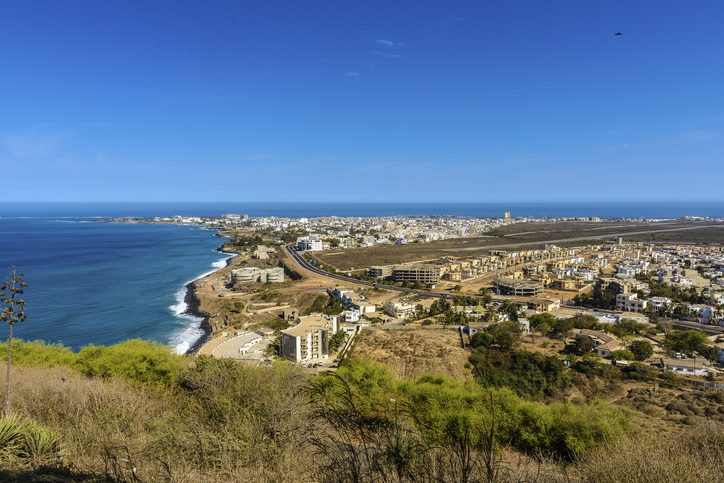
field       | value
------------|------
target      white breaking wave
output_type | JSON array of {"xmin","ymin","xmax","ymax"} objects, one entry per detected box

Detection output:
[{"xmin": 168, "ymin": 252, "xmax": 235, "ymax": 354}]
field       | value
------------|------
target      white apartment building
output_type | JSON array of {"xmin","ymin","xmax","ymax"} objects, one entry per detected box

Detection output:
[
  {"xmin": 615, "ymin": 293, "xmax": 648, "ymax": 312},
  {"xmin": 648, "ymin": 296, "xmax": 671, "ymax": 310},
  {"xmin": 297, "ymin": 236, "xmax": 323, "ymax": 251},
  {"xmin": 280, "ymin": 314, "xmax": 338, "ymax": 362}
]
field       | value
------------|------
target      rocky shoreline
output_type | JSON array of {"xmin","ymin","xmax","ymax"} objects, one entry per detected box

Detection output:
[{"xmin": 182, "ymin": 243, "xmax": 238, "ymax": 354}]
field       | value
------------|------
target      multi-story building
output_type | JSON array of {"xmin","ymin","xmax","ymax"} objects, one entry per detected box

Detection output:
[
  {"xmin": 280, "ymin": 314, "xmax": 338, "ymax": 362},
  {"xmin": 493, "ymin": 277, "xmax": 543, "ymax": 296},
  {"xmin": 368, "ymin": 266, "xmax": 392, "ymax": 279},
  {"xmin": 297, "ymin": 236, "xmax": 323, "ymax": 251},
  {"xmin": 391, "ymin": 265, "xmax": 441, "ymax": 284},
  {"xmin": 382, "ymin": 300, "xmax": 417, "ymax": 319},
  {"xmin": 232, "ymin": 266, "xmax": 285, "ymax": 284},
  {"xmin": 615, "ymin": 293, "xmax": 648, "ymax": 312}
]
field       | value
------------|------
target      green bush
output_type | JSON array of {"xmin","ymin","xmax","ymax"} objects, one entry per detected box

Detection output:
[
  {"xmin": 610, "ymin": 350, "xmax": 634, "ymax": 361},
  {"xmin": 75, "ymin": 339, "xmax": 185, "ymax": 386},
  {"xmin": 0, "ymin": 340, "xmax": 76, "ymax": 367},
  {"xmin": 469, "ymin": 348, "xmax": 570, "ymax": 399},
  {"xmin": 319, "ymin": 358, "xmax": 629, "ymax": 462}
]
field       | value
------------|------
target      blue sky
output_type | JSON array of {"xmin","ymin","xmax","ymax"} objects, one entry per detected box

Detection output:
[{"xmin": 1, "ymin": 1, "xmax": 723, "ymax": 202}]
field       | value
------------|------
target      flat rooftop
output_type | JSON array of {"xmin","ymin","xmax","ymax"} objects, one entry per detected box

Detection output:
[{"xmin": 283, "ymin": 314, "xmax": 331, "ymax": 338}]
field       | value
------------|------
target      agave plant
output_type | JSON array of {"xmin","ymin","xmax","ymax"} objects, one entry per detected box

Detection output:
[
  {"xmin": 19, "ymin": 423, "xmax": 62, "ymax": 462},
  {"xmin": 0, "ymin": 413, "xmax": 61, "ymax": 464},
  {"xmin": 0, "ymin": 414, "xmax": 27, "ymax": 458}
]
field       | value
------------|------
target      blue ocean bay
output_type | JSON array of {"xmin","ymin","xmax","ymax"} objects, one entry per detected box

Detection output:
[{"xmin": 0, "ymin": 217, "xmax": 228, "ymax": 352}]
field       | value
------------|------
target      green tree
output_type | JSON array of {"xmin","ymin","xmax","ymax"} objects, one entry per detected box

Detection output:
[
  {"xmin": 570, "ymin": 335, "xmax": 593, "ymax": 355},
  {"xmin": 610, "ymin": 350, "xmax": 634, "ymax": 361},
  {"xmin": 665, "ymin": 330, "xmax": 710, "ymax": 356},
  {"xmin": 610, "ymin": 318, "xmax": 648, "ymax": 338},
  {"xmin": 628, "ymin": 340, "xmax": 654, "ymax": 361},
  {"xmin": 478, "ymin": 288, "xmax": 493, "ymax": 306},
  {"xmin": 528, "ymin": 313, "xmax": 556, "ymax": 342},
  {"xmin": 0, "ymin": 268, "xmax": 28, "ymax": 418},
  {"xmin": 568, "ymin": 314, "xmax": 601, "ymax": 330},
  {"xmin": 549, "ymin": 317, "xmax": 574, "ymax": 338},
  {"xmin": 328, "ymin": 330, "xmax": 348, "ymax": 353},
  {"xmin": 470, "ymin": 322, "xmax": 520, "ymax": 352},
  {"xmin": 498, "ymin": 300, "xmax": 520, "ymax": 322},
  {"xmin": 468, "ymin": 348, "xmax": 570, "ymax": 399}
]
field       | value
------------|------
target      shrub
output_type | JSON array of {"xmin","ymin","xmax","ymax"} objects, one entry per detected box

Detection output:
[
  {"xmin": 577, "ymin": 423, "xmax": 724, "ymax": 482},
  {"xmin": 316, "ymin": 358, "xmax": 628, "ymax": 465},
  {"xmin": 0, "ymin": 340, "xmax": 76, "ymax": 367},
  {"xmin": 610, "ymin": 350, "xmax": 634, "ymax": 361},
  {"xmin": 469, "ymin": 348, "xmax": 570, "ymax": 400},
  {"xmin": 75, "ymin": 339, "xmax": 185, "ymax": 387}
]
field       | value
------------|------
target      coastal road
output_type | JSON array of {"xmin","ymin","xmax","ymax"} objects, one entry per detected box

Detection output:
[
  {"xmin": 285, "ymin": 245, "xmax": 454, "ymax": 299},
  {"xmin": 446, "ymin": 224, "xmax": 724, "ymax": 252}
]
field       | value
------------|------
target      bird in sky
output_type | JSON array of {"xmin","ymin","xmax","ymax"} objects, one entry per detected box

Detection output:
[{"xmin": 614, "ymin": 32, "xmax": 623, "ymax": 36}]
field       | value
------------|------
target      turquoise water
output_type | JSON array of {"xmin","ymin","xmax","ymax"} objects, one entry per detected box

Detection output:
[{"xmin": 0, "ymin": 218, "xmax": 229, "ymax": 352}]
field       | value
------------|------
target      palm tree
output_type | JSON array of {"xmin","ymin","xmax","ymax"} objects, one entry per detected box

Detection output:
[{"xmin": 0, "ymin": 268, "xmax": 28, "ymax": 418}]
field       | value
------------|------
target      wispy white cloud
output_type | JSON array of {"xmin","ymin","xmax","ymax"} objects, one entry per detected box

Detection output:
[
  {"xmin": 372, "ymin": 50, "xmax": 402, "ymax": 59},
  {"xmin": 344, "ymin": 71, "xmax": 361, "ymax": 77},
  {"xmin": 376, "ymin": 39, "xmax": 402, "ymax": 47},
  {"xmin": 605, "ymin": 129, "xmax": 722, "ymax": 151}
]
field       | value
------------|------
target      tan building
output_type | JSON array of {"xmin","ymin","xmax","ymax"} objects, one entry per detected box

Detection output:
[
  {"xmin": 368, "ymin": 266, "xmax": 392, "ymax": 279},
  {"xmin": 528, "ymin": 298, "xmax": 561, "ymax": 312},
  {"xmin": 391, "ymin": 265, "xmax": 441, "ymax": 284},
  {"xmin": 494, "ymin": 277, "xmax": 543, "ymax": 296},
  {"xmin": 382, "ymin": 300, "xmax": 417, "ymax": 319}
]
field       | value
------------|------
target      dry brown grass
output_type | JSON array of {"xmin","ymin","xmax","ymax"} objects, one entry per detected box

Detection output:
[
  {"xmin": 2, "ymin": 362, "xmax": 316, "ymax": 482},
  {"xmin": 575, "ymin": 423, "xmax": 724, "ymax": 483},
  {"xmin": 2, "ymin": 350, "xmax": 722, "ymax": 482},
  {"xmin": 351, "ymin": 327, "xmax": 473, "ymax": 381}
]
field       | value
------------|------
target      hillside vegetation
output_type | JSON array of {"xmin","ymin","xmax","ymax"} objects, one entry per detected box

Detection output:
[{"xmin": 0, "ymin": 339, "xmax": 721, "ymax": 482}]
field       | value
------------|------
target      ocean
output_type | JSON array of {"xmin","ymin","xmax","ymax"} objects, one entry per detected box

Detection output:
[
  {"xmin": 1, "ymin": 201, "xmax": 723, "ymax": 219},
  {"xmin": 0, "ymin": 217, "xmax": 230, "ymax": 353},
  {"xmin": 0, "ymin": 201, "xmax": 721, "ymax": 352}
]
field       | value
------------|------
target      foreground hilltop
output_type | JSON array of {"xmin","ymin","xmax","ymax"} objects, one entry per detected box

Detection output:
[{"xmin": 0, "ymin": 339, "xmax": 722, "ymax": 482}]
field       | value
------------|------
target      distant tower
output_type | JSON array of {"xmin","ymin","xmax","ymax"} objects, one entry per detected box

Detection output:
[{"xmin": 504, "ymin": 211, "xmax": 511, "ymax": 220}]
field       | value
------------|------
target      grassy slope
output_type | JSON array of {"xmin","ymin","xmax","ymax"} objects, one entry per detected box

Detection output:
[{"xmin": 0, "ymin": 339, "xmax": 721, "ymax": 482}]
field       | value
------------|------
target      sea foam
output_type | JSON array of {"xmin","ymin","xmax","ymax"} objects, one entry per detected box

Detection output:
[{"xmin": 168, "ymin": 252, "xmax": 234, "ymax": 354}]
